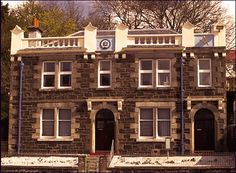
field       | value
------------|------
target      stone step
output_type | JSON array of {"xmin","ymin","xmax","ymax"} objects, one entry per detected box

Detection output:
[{"xmin": 86, "ymin": 156, "xmax": 99, "ymax": 172}]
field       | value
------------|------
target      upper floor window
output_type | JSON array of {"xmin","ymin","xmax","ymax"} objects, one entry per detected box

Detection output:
[
  {"xmin": 41, "ymin": 108, "xmax": 71, "ymax": 138},
  {"xmin": 42, "ymin": 62, "xmax": 55, "ymax": 88},
  {"xmin": 98, "ymin": 60, "xmax": 111, "ymax": 88},
  {"xmin": 59, "ymin": 62, "xmax": 72, "ymax": 88},
  {"xmin": 139, "ymin": 108, "xmax": 171, "ymax": 139},
  {"xmin": 41, "ymin": 61, "xmax": 72, "ymax": 89},
  {"xmin": 157, "ymin": 60, "xmax": 171, "ymax": 87},
  {"xmin": 198, "ymin": 59, "xmax": 211, "ymax": 87},
  {"xmin": 139, "ymin": 60, "xmax": 153, "ymax": 88}
]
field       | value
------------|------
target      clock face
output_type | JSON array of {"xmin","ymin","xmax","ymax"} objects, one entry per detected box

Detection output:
[{"xmin": 100, "ymin": 39, "xmax": 111, "ymax": 49}]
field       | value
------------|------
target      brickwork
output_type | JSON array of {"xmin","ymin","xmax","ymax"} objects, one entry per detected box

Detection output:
[{"xmin": 8, "ymin": 47, "xmax": 226, "ymax": 155}]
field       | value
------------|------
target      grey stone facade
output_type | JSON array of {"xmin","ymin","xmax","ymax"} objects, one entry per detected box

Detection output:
[{"xmin": 8, "ymin": 46, "xmax": 227, "ymax": 155}]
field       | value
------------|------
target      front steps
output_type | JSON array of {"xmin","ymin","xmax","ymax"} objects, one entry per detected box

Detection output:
[{"xmin": 85, "ymin": 154, "xmax": 111, "ymax": 173}]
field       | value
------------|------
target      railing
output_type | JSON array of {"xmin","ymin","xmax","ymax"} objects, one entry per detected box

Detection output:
[
  {"xmin": 127, "ymin": 34, "xmax": 182, "ymax": 46},
  {"xmin": 22, "ymin": 36, "xmax": 83, "ymax": 49},
  {"xmin": 107, "ymin": 139, "xmax": 114, "ymax": 167}
]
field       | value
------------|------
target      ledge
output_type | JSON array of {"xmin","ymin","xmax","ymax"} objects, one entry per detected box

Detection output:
[
  {"xmin": 39, "ymin": 88, "xmax": 73, "ymax": 92},
  {"xmin": 136, "ymin": 138, "xmax": 167, "ymax": 142},
  {"xmin": 37, "ymin": 138, "xmax": 73, "ymax": 142}
]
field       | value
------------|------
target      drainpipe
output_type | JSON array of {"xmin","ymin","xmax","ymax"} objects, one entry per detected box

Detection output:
[
  {"xmin": 17, "ymin": 58, "xmax": 24, "ymax": 154},
  {"xmin": 180, "ymin": 56, "xmax": 185, "ymax": 155}
]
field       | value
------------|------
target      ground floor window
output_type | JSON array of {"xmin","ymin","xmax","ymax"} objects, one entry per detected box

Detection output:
[
  {"xmin": 139, "ymin": 108, "xmax": 171, "ymax": 139},
  {"xmin": 41, "ymin": 108, "xmax": 71, "ymax": 139}
]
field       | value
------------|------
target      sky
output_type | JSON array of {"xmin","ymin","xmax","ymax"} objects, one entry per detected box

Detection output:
[{"xmin": 2, "ymin": 0, "xmax": 235, "ymax": 18}]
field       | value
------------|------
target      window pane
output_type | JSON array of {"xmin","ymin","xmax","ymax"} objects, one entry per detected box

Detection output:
[
  {"xmin": 42, "ymin": 121, "xmax": 54, "ymax": 136},
  {"xmin": 140, "ymin": 108, "xmax": 153, "ymax": 119},
  {"xmin": 158, "ymin": 60, "xmax": 170, "ymax": 70},
  {"xmin": 100, "ymin": 61, "xmax": 111, "ymax": 71},
  {"xmin": 158, "ymin": 109, "xmax": 170, "ymax": 119},
  {"xmin": 199, "ymin": 60, "xmax": 210, "ymax": 70},
  {"xmin": 60, "ymin": 74, "xmax": 71, "ymax": 87},
  {"xmin": 42, "ymin": 109, "xmax": 54, "ymax": 120},
  {"xmin": 44, "ymin": 62, "xmax": 55, "ymax": 72},
  {"xmin": 43, "ymin": 75, "xmax": 55, "ymax": 87},
  {"xmin": 59, "ymin": 109, "xmax": 71, "ymax": 120},
  {"xmin": 158, "ymin": 73, "xmax": 170, "ymax": 85},
  {"xmin": 158, "ymin": 121, "xmax": 170, "ymax": 136},
  {"xmin": 140, "ymin": 121, "xmax": 153, "ymax": 136},
  {"xmin": 100, "ymin": 74, "xmax": 110, "ymax": 86},
  {"xmin": 200, "ymin": 72, "xmax": 211, "ymax": 85},
  {"xmin": 60, "ymin": 62, "xmax": 72, "ymax": 72},
  {"xmin": 140, "ymin": 60, "xmax": 152, "ymax": 70},
  {"xmin": 141, "ymin": 73, "xmax": 152, "ymax": 85},
  {"xmin": 59, "ymin": 121, "xmax": 71, "ymax": 136}
]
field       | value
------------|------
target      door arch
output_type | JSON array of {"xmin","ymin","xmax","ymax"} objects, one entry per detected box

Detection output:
[
  {"xmin": 95, "ymin": 109, "xmax": 115, "ymax": 151},
  {"xmin": 194, "ymin": 109, "xmax": 215, "ymax": 151}
]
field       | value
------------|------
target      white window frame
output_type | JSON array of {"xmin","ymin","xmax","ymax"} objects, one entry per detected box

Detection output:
[
  {"xmin": 156, "ymin": 59, "xmax": 171, "ymax": 87},
  {"xmin": 138, "ymin": 108, "xmax": 155, "ymax": 138},
  {"xmin": 58, "ymin": 61, "xmax": 72, "ymax": 89},
  {"xmin": 198, "ymin": 59, "xmax": 212, "ymax": 87},
  {"xmin": 98, "ymin": 60, "xmax": 112, "ymax": 88},
  {"xmin": 139, "ymin": 60, "xmax": 153, "ymax": 88},
  {"xmin": 138, "ymin": 107, "xmax": 171, "ymax": 140},
  {"xmin": 156, "ymin": 108, "xmax": 171, "ymax": 137},
  {"xmin": 40, "ymin": 108, "xmax": 72, "ymax": 140},
  {"xmin": 41, "ymin": 61, "xmax": 56, "ymax": 89}
]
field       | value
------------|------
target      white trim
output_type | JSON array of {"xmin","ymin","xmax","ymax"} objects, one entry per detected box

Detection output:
[
  {"xmin": 198, "ymin": 59, "xmax": 212, "ymax": 87},
  {"xmin": 156, "ymin": 108, "xmax": 171, "ymax": 138},
  {"xmin": 40, "ymin": 108, "xmax": 72, "ymax": 140},
  {"xmin": 138, "ymin": 108, "xmax": 155, "ymax": 138},
  {"xmin": 98, "ymin": 60, "xmax": 112, "ymax": 88},
  {"xmin": 58, "ymin": 61, "xmax": 72, "ymax": 89},
  {"xmin": 41, "ymin": 61, "xmax": 56, "ymax": 89},
  {"xmin": 139, "ymin": 60, "xmax": 153, "ymax": 88},
  {"xmin": 156, "ymin": 59, "xmax": 171, "ymax": 87},
  {"xmin": 138, "ymin": 107, "xmax": 171, "ymax": 140}
]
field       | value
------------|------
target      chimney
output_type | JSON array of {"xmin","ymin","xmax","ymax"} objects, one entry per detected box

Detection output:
[{"xmin": 27, "ymin": 18, "xmax": 42, "ymax": 38}]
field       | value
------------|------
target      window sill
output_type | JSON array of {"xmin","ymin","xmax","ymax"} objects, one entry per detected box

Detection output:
[
  {"xmin": 37, "ymin": 138, "xmax": 73, "ymax": 141},
  {"xmin": 137, "ymin": 87, "xmax": 174, "ymax": 90},
  {"xmin": 39, "ymin": 88, "xmax": 73, "ymax": 91},
  {"xmin": 136, "ymin": 138, "xmax": 166, "ymax": 142}
]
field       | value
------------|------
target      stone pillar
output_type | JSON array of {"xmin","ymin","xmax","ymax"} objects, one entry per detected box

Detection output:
[
  {"xmin": 182, "ymin": 21, "xmax": 195, "ymax": 47},
  {"xmin": 10, "ymin": 25, "xmax": 24, "ymax": 55}
]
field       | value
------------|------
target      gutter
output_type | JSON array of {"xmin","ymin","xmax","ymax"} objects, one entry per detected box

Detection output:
[
  {"xmin": 180, "ymin": 55, "xmax": 185, "ymax": 155},
  {"xmin": 17, "ymin": 60, "xmax": 24, "ymax": 154}
]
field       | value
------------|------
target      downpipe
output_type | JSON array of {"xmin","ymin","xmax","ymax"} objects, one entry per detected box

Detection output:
[
  {"xmin": 17, "ymin": 60, "xmax": 24, "ymax": 154},
  {"xmin": 180, "ymin": 56, "xmax": 185, "ymax": 155}
]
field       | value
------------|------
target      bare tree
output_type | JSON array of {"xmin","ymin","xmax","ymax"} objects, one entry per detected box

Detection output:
[{"xmin": 93, "ymin": 0, "xmax": 225, "ymax": 32}]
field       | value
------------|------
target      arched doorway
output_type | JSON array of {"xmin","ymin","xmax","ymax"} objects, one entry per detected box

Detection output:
[
  {"xmin": 194, "ymin": 109, "xmax": 215, "ymax": 151},
  {"xmin": 95, "ymin": 109, "xmax": 115, "ymax": 151}
]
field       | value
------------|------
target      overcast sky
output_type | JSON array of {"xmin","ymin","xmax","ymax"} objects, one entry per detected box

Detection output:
[{"xmin": 2, "ymin": 1, "xmax": 235, "ymax": 18}]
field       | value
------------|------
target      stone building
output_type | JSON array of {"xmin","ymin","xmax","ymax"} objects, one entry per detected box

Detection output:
[{"xmin": 9, "ymin": 21, "xmax": 227, "ymax": 156}]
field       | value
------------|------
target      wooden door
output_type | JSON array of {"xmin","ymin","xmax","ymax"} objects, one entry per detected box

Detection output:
[
  {"xmin": 194, "ymin": 109, "xmax": 215, "ymax": 151},
  {"xmin": 95, "ymin": 109, "xmax": 114, "ymax": 151}
]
